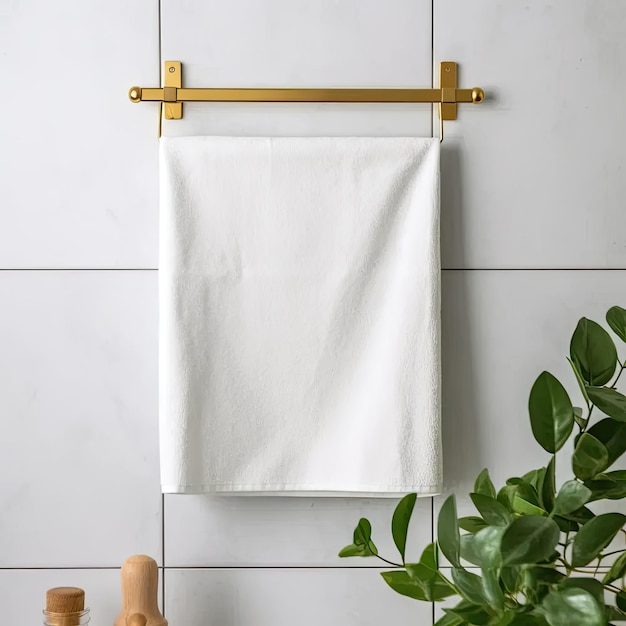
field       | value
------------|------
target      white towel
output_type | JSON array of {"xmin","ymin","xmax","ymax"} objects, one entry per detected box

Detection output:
[{"xmin": 159, "ymin": 136, "xmax": 441, "ymax": 496}]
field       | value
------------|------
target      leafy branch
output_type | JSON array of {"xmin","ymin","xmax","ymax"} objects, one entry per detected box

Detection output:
[{"xmin": 339, "ymin": 305, "xmax": 626, "ymax": 626}]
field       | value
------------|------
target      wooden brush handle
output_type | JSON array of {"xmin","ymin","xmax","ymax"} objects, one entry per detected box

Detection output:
[{"xmin": 114, "ymin": 556, "xmax": 167, "ymax": 626}]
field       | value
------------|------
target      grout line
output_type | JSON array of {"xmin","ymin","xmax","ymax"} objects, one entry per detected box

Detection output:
[
  {"xmin": 162, "ymin": 493, "xmax": 166, "ymax": 615},
  {"xmin": 158, "ymin": 0, "xmax": 162, "ymax": 71},
  {"xmin": 158, "ymin": 0, "xmax": 165, "ymax": 616},
  {"xmin": 0, "ymin": 564, "xmax": 612, "ymax": 571},
  {"xmin": 0, "ymin": 268, "xmax": 159, "ymax": 272},
  {"xmin": 431, "ymin": 0, "xmax": 434, "ymax": 141},
  {"xmin": 127, "ymin": 565, "xmax": 410, "ymax": 570},
  {"xmin": 441, "ymin": 267, "xmax": 626, "ymax": 272},
  {"xmin": 3, "ymin": 266, "xmax": 626, "ymax": 271}
]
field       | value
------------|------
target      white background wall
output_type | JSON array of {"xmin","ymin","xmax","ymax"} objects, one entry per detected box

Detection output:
[{"xmin": 1, "ymin": 1, "xmax": 625, "ymax": 624}]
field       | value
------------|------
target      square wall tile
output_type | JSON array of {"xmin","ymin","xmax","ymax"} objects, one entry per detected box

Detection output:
[
  {"xmin": 0, "ymin": 0, "xmax": 159, "ymax": 268},
  {"xmin": 436, "ymin": 270, "xmax": 626, "ymax": 555},
  {"xmin": 0, "ymin": 271, "xmax": 161, "ymax": 566},
  {"xmin": 436, "ymin": 0, "xmax": 626, "ymax": 269}
]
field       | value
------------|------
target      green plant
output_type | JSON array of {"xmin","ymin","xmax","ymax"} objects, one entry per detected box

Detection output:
[{"xmin": 339, "ymin": 306, "xmax": 626, "ymax": 626}]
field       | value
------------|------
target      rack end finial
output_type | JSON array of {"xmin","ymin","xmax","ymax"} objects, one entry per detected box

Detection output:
[
  {"xmin": 129, "ymin": 87, "xmax": 142, "ymax": 103},
  {"xmin": 471, "ymin": 87, "xmax": 484, "ymax": 104}
]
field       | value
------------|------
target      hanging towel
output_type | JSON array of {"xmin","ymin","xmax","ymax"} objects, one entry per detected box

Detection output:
[{"xmin": 159, "ymin": 136, "xmax": 441, "ymax": 496}]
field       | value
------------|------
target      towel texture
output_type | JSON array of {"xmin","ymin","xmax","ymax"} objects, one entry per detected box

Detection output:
[{"xmin": 160, "ymin": 136, "xmax": 441, "ymax": 496}]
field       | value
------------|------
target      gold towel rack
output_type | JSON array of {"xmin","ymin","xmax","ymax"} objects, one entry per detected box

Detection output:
[{"xmin": 129, "ymin": 61, "xmax": 485, "ymax": 139}]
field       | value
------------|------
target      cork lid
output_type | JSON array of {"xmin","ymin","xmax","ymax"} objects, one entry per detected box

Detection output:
[{"xmin": 46, "ymin": 587, "xmax": 85, "ymax": 614}]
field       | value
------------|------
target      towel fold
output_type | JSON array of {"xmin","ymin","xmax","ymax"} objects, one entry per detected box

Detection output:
[{"xmin": 159, "ymin": 136, "xmax": 441, "ymax": 496}]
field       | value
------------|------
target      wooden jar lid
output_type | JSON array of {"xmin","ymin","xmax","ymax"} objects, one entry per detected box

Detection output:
[{"xmin": 46, "ymin": 587, "xmax": 85, "ymax": 614}]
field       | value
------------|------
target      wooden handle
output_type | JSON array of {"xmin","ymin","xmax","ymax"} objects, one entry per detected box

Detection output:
[
  {"xmin": 128, "ymin": 614, "xmax": 148, "ymax": 626},
  {"xmin": 114, "ymin": 556, "xmax": 167, "ymax": 626}
]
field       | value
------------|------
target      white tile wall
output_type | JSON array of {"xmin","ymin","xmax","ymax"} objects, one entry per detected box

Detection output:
[
  {"xmin": 164, "ymin": 495, "xmax": 432, "ymax": 567},
  {"xmin": 164, "ymin": 568, "xmax": 433, "ymax": 625},
  {"xmin": 439, "ymin": 270, "xmax": 626, "ymax": 522},
  {"xmin": 436, "ymin": 0, "xmax": 626, "ymax": 269},
  {"xmin": 0, "ymin": 0, "xmax": 160, "ymax": 269},
  {"xmin": 1, "ymin": 0, "xmax": 625, "ymax": 624},
  {"xmin": 0, "ymin": 271, "xmax": 161, "ymax": 567}
]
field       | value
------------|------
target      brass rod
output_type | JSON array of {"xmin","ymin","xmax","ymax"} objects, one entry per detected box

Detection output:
[
  {"xmin": 132, "ymin": 86, "xmax": 481, "ymax": 104},
  {"xmin": 177, "ymin": 87, "xmax": 442, "ymax": 103}
]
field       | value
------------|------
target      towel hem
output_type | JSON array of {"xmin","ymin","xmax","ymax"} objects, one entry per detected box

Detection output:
[{"xmin": 161, "ymin": 483, "xmax": 442, "ymax": 497}]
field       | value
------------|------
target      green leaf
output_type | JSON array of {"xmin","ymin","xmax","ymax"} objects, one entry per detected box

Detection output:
[
  {"xmin": 562, "ymin": 578, "xmax": 605, "ymax": 608},
  {"xmin": 501, "ymin": 516, "xmax": 560, "ymax": 565},
  {"xmin": 338, "ymin": 543, "xmax": 376, "ymax": 557},
  {"xmin": 571, "ymin": 512, "xmax": 626, "ymax": 567},
  {"xmin": 542, "ymin": 456, "xmax": 556, "ymax": 513},
  {"xmin": 573, "ymin": 433, "xmax": 609, "ymax": 480},
  {"xmin": 588, "ymin": 471, "xmax": 626, "ymax": 501},
  {"xmin": 588, "ymin": 418, "xmax": 626, "ymax": 468},
  {"xmin": 474, "ymin": 468, "xmax": 497, "ymax": 499},
  {"xmin": 562, "ymin": 505, "xmax": 595, "ymax": 524},
  {"xmin": 513, "ymin": 494, "xmax": 547, "ymax": 517},
  {"xmin": 526, "ymin": 565, "xmax": 566, "ymax": 587},
  {"xmin": 481, "ymin": 567, "xmax": 504, "ymax": 610},
  {"xmin": 607, "ymin": 603, "xmax": 626, "ymax": 622},
  {"xmin": 461, "ymin": 526, "xmax": 505, "ymax": 568},
  {"xmin": 541, "ymin": 587, "xmax": 606, "ymax": 626},
  {"xmin": 452, "ymin": 567, "xmax": 487, "ymax": 606},
  {"xmin": 553, "ymin": 480, "xmax": 592, "ymax": 516},
  {"xmin": 607, "ymin": 306, "xmax": 626, "ymax": 343},
  {"xmin": 434, "ymin": 613, "xmax": 465, "ymax": 626},
  {"xmin": 587, "ymin": 387, "xmax": 626, "ymax": 422},
  {"xmin": 354, "ymin": 518, "xmax": 374, "ymax": 546},
  {"xmin": 391, "ymin": 493, "xmax": 416, "ymax": 562},
  {"xmin": 571, "ymin": 317, "xmax": 618, "ymax": 386},
  {"xmin": 404, "ymin": 564, "xmax": 456, "ymax": 601},
  {"xmin": 617, "ymin": 591, "xmax": 626, "ymax": 613},
  {"xmin": 444, "ymin": 601, "xmax": 491, "ymax": 625},
  {"xmin": 380, "ymin": 570, "xmax": 428, "ymax": 601},
  {"xmin": 339, "ymin": 517, "xmax": 378, "ymax": 557},
  {"xmin": 458, "ymin": 516, "xmax": 488, "ymax": 534},
  {"xmin": 498, "ymin": 484, "xmax": 518, "ymax": 512},
  {"xmin": 523, "ymin": 468, "xmax": 546, "ymax": 493},
  {"xmin": 491, "ymin": 612, "xmax": 515, "ymax": 626},
  {"xmin": 470, "ymin": 492, "xmax": 513, "ymax": 526},
  {"xmin": 585, "ymin": 478, "xmax": 626, "ymax": 502},
  {"xmin": 460, "ymin": 534, "xmax": 483, "ymax": 567},
  {"xmin": 573, "ymin": 406, "xmax": 586, "ymax": 429},
  {"xmin": 529, "ymin": 371, "xmax": 574, "ymax": 453},
  {"xmin": 438, "ymin": 495, "xmax": 461, "ymax": 567},
  {"xmin": 568, "ymin": 357, "xmax": 591, "ymax": 406},
  {"xmin": 554, "ymin": 516, "xmax": 579, "ymax": 533},
  {"xmin": 603, "ymin": 551, "xmax": 626, "ymax": 585},
  {"xmin": 419, "ymin": 542, "xmax": 438, "ymax": 572},
  {"xmin": 509, "ymin": 616, "xmax": 550, "ymax": 626},
  {"xmin": 501, "ymin": 566, "xmax": 521, "ymax": 594}
]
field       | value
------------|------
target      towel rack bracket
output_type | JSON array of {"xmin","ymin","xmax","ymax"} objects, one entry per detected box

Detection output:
[{"xmin": 163, "ymin": 61, "xmax": 183, "ymax": 120}]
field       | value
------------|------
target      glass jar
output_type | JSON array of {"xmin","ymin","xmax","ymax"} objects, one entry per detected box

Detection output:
[{"xmin": 42, "ymin": 608, "xmax": 90, "ymax": 625}]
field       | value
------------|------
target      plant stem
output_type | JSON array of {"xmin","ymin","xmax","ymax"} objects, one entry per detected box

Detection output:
[
  {"xmin": 600, "ymin": 549, "xmax": 626, "ymax": 558},
  {"xmin": 611, "ymin": 359, "xmax": 626, "ymax": 389},
  {"xmin": 375, "ymin": 554, "xmax": 403, "ymax": 568}
]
